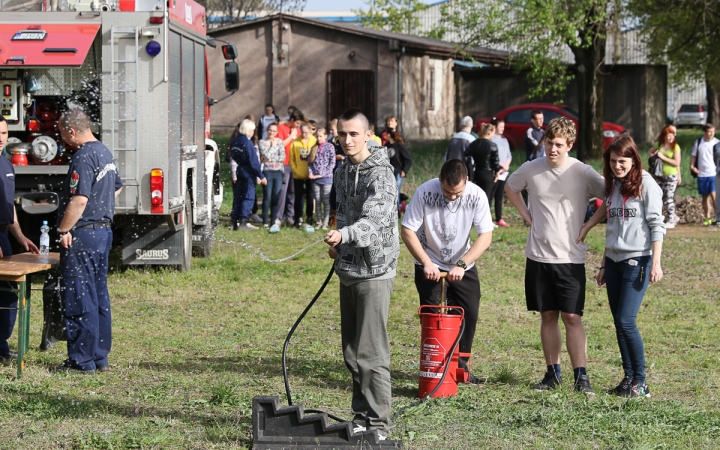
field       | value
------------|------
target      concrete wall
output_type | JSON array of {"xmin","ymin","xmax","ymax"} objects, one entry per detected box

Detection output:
[
  {"xmin": 208, "ymin": 20, "xmax": 457, "ymax": 139},
  {"xmin": 455, "ymin": 65, "xmax": 667, "ymax": 146},
  {"xmin": 402, "ymin": 55, "xmax": 455, "ymax": 139}
]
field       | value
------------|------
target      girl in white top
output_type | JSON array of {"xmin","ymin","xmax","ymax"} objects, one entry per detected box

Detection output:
[{"xmin": 490, "ymin": 118, "xmax": 512, "ymax": 227}]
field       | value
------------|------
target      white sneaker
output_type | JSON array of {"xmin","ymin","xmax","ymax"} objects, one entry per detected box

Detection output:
[
  {"xmin": 244, "ymin": 222, "xmax": 259, "ymax": 230},
  {"xmin": 665, "ymin": 221, "xmax": 675, "ymax": 229},
  {"xmin": 274, "ymin": 218, "xmax": 282, "ymax": 227},
  {"xmin": 493, "ymin": 223, "xmax": 499, "ymax": 229}
]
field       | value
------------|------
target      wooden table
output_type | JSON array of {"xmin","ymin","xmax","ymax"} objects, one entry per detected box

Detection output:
[{"xmin": 0, "ymin": 253, "xmax": 60, "ymax": 378}]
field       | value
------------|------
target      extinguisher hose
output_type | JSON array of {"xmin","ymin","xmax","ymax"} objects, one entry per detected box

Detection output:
[
  {"xmin": 390, "ymin": 317, "xmax": 465, "ymax": 421},
  {"xmin": 282, "ymin": 265, "xmax": 346, "ymax": 422},
  {"xmin": 282, "ymin": 264, "xmax": 466, "ymax": 424}
]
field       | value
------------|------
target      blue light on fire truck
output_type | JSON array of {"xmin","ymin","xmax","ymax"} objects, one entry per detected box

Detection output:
[{"xmin": 146, "ymin": 41, "xmax": 161, "ymax": 57}]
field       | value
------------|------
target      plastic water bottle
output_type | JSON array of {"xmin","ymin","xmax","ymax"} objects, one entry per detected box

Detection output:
[{"xmin": 39, "ymin": 221, "xmax": 50, "ymax": 255}]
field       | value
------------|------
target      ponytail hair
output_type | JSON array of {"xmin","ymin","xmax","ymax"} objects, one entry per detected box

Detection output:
[{"xmin": 480, "ymin": 123, "xmax": 495, "ymax": 138}]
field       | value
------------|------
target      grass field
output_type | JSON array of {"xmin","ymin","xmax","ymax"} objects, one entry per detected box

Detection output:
[{"xmin": 0, "ymin": 130, "xmax": 718, "ymax": 449}]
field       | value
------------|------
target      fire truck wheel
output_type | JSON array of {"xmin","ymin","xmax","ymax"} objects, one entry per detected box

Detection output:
[{"xmin": 179, "ymin": 192, "xmax": 192, "ymax": 272}]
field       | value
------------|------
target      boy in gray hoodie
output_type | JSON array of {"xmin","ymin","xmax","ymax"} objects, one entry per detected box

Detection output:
[{"xmin": 324, "ymin": 109, "xmax": 399, "ymax": 439}]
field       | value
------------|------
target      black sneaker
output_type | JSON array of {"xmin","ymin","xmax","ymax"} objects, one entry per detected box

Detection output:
[
  {"xmin": 532, "ymin": 371, "xmax": 561, "ymax": 391},
  {"xmin": 609, "ymin": 377, "xmax": 633, "ymax": 396},
  {"xmin": 96, "ymin": 364, "xmax": 110, "ymax": 373},
  {"xmin": 0, "ymin": 351, "xmax": 18, "ymax": 364},
  {"xmin": 52, "ymin": 360, "xmax": 95, "ymax": 375},
  {"xmin": 574, "ymin": 374, "xmax": 595, "ymax": 395}
]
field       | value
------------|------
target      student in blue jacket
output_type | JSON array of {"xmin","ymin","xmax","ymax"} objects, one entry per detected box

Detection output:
[{"xmin": 229, "ymin": 119, "xmax": 266, "ymax": 230}]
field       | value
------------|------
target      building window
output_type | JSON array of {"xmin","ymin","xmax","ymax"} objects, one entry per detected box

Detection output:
[{"xmin": 427, "ymin": 68, "xmax": 435, "ymax": 111}]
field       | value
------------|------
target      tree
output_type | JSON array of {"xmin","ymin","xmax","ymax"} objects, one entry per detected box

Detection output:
[
  {"xmin": 201, "ymin": 0, "xmax": 306, "ymax": 29},
  {"xmin": 355, "ymin": 0, "xmax": 428, "ymax": 35},
  {"xmin": 431, "ymin": 0, "xmax": 624, "ymax": 160},
  {"xmin": 630, "ymin": 0, "xmax": 720, "ymax": 126}
]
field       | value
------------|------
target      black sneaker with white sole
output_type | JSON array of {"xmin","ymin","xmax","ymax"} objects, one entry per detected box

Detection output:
[
  {"xmin": 533, "ymin": 371, "xmax": 561, "ymax": 391},
  {"xmin": 574, "ymin": 374, "xmax": 595, "ymax": 394}
]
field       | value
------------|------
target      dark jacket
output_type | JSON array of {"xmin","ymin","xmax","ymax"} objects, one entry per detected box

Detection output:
[
  {"xmin": 229, "ymin": 134, "xmax": 264, "ymax": 183},
  {"xmin": 466, "ymin": 138, "xmax": 500, "ymax": 174},
  {"xmin": 525, "ymin": 126, "xmax": 544, "ymax": 161},
  {"xmin": 445, "ymin": 136, "xmax": 472, "ymax": 162},
  {"xmin": 257, "ymin": 114, "xmax": 280, "ymax": 140},
  {"xmin": 388, "ymin": 142, "xmax": 413, "ymax": 176}
]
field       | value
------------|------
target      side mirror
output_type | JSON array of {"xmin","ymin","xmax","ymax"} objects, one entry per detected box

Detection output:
[
  {"xmin": 206, "ymin": 36, "xmax": 217, "ymax": 48},
  {"xmin": 221, "ymin": 44, "xmax": 237, "ymax": 60},
  {"xmin": 225, "ymin": 61, "xmax": 239, "ymax": 92}
]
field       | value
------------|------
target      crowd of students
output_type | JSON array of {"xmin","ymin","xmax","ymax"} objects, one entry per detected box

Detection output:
[
  {"xmin": 218, "ymin": 108, "xmax": 682, "ymax": 440},
  {"xmin": 226, "ymin": 104, "xmax": 412, "ymax": 232}
]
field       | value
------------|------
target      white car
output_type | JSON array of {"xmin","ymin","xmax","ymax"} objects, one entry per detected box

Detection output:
[{"xmin": 675, "ymin": 104, "xmax": 707, "ymax": 128}]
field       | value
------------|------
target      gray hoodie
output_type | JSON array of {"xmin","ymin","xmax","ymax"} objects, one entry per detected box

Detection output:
[
  {"xmin": 334, "ymin": 146, "xmax": 399, "ymax": 281},
  {"xmin": 605, "ymin": 171, "xmax": 666, "ymax": 262}
]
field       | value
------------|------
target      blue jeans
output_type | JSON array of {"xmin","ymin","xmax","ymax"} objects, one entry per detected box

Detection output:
[
  {"xmin": 604, "ymin": 255, "xmax": 651, "ymax": 385},
  {"xmin": 395, "ymin": 173, "xmax": 404, "ymax": 208},
  {"xmin": 262, "ymin": 169, "xmax": 283, "ymax": 225}
]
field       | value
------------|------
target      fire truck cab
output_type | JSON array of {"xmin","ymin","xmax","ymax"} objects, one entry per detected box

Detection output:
[{"xmin": 0, "ymin": 0, "xmax": 238, "ymax": 270}]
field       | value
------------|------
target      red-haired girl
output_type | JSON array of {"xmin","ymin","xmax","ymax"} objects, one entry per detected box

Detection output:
[{"xmin": 577, "ymin": 136, "xmax": 666, "ymax": 398}]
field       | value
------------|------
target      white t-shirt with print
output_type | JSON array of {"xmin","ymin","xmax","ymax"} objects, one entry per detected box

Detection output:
[
  {"xmin": 402, "ymin": 179, "xmax": 494, "ymax": 271},
  {"xmin": 691, "ymin": 137, "xmax": 718, "ymax": 178}
]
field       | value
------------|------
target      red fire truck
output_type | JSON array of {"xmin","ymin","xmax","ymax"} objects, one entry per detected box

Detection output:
[{"xmin": 0, "ymin": 0, "xmax": 238, "ymax": 270}]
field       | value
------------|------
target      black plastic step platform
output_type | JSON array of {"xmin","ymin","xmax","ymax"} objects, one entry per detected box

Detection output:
[{"xmin": 252, "ymin": 396, "xmax": 403, "ymax": 449}]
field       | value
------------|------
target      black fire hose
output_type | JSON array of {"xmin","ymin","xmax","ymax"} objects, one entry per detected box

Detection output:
[
  {"xmin": 281, "ymin": 264, "xmax": 465, "ymax": 424},
  {"xmin": 282, "ymin": 265, "xmax": 346, "ymax": 422}
]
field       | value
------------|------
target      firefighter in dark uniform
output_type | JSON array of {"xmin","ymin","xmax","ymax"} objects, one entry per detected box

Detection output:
[
  {"xmin": 54, "ymin": 110, "xmax": 122, "ymax": 374},
  {"xmin": 0, "ymin": 117, "xmax": 39, "ymax": 364}
]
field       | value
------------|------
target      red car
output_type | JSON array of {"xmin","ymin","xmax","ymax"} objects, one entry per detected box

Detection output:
[{"xmin": 475, "ymin": 103, "xmax": 627, "ymax": 151}]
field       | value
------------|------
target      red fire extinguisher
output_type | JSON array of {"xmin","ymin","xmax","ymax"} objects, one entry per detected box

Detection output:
[{"xmin": 418, "ymin": 273, "xmax": 470, "ymax": 399}]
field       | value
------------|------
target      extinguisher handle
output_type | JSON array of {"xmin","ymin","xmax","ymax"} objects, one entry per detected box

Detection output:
[{"xmin": 418, "ymin": 304, "xmax": 465, "ymax": 320}]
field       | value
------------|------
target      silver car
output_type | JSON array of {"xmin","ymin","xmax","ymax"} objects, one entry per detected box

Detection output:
[{"xmin": 675, "ymin": 104, "xmax": 707, "ymax": 128}]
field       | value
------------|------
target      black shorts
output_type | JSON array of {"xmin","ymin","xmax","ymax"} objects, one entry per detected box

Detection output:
[{"xmin": 525, "ymin": 259, "xmax": 586, "ymax": 315}]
